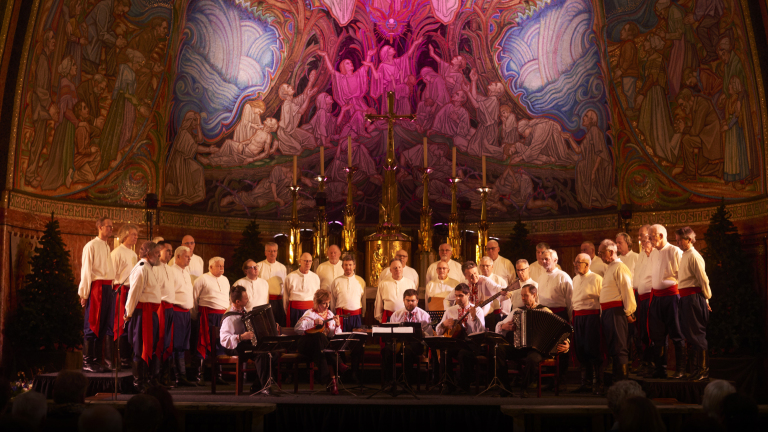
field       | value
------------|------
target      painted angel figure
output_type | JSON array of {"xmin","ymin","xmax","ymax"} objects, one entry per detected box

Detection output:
[
  {"xmin": 370, "ymin": 37, "xmax": 424, "ymax": 115},
  {"xmin": 318, "ymin": 49, "xmax": 377, "ymax": 138}
]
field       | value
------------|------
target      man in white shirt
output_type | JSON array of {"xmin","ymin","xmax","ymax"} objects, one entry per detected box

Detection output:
[
  {"xmin": 192, "ymin": 256, "xmax": 230, "ymax": 385},
  {"xmin": 632, "ymin": 225, "xmax": 657, "ymax": 377},
  {"xmin": 125, "ymin": 241, "xmax": 162, "ymax": 392},
  {"xmin": 111, "ymin": 223, "xmax": 137, "ymax": 369},
  {"xmin": 154, "ymin": 240, "xmax": 177, "ymax": 386},
  {"xmin": 495, "ymin": 284, "xmax": 570, "ymax": 397},
  {"xmin": 477, "ymin": 256, "xmax": 508, "ymax": 330},
  {"xmin": 375, "ymin": 259, "xmax": 416, "ymax": 323},
  {"xmin": 220, "ymin": 286, "xmax": 278, "ymax": 395},
  {"xmin": 316, "ymin": 245, "xmax": 344, "ymax": 292},
  {"xmin": 570, "ymin": 253, "xmax": 602, "ymax": 394},
  {"xmin": 616, "ymin": 232, "xmax": 639, "ymax": 276},
  {"xmin": 425, "ymin": 243, "xmax": 464, "ymax": 285},
  {"xmin": 435, "ymin": 283, "xmax": 485, "ymax": 394},
  {"xmin": 505, "ymin": 259, "xmax": 538, "ymax": 314},
  {"xmin": 181, "ymin": 235, "xmax": 205, "ymax": 283},
  {"xmin": 256, "ymin": 242, "xmax": 287, "ymax": 326},
  {"xmin": 484, "ymin": 240, "xmax": 516, "ymax": 284},
  {"xmin": 529, "ymin": 242, "xmax": 560, "ymax": 281},
  {"xmin": 648, "ymin": 224, "xmax": 685, "ymax": 379},
  {"xmin": 80, "ymin": 217, "xmax": 117, "ymax": 373},
  {"xmin": 425, "ymin": 261, "xmax": 459, "ymax": 311},
  {"xmin": 330, "ymin": 254, "xmax": 367, "ymax": 331},
  {"xmin": 169, "ymin": 246, "xmax": 196, "ymax": 386},
  {"xmin": 675, "ymin": 227, "xmax": 712, "ymax": 381},
  {"xmin": 284, "ymin": 253, "xmax": 321, "ymax": 326},
  {"xmin": 582, "ymin": 241, "xmax": 606, "ymax": 277},
  {"xmin": 536, "ymin": 248, "xmax": 573, "ymax": 386},
  {"xmin": 380, "ymin": 249, "xmax": 419, "ymax": 288},
  {"xmin": 233, "ymin": 259, "xmax": 269, "ymax": 311},
  {"xmin": 598, "ymin": 240, "xmax": 637, "ymax": 383},
  {"xmin": 382, "ymin": 288, "xmax": 434, "ymax": 385}
]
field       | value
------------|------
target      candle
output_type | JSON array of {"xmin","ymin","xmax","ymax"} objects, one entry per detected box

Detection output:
[
  {"xmin": 293, "ymin": 155, "xmax": 297, "ymax": 186},
  {"xmin": 347, "ymin": 136, "xmax": 352, "ymax": 168},
  {"xmin": 482, "ymin": 155, "xmax": 486, "ymax": 186},
  {"xmin": 423, "ymin": 137, "xmax": 428, "ymax": 167},
  {"xmin": 452, "ymin": 147, "xmax": 457, "ymax": 178},
  {"xmin": 320, "ymin": 146, "xmax": 324, "ymax": 176}
]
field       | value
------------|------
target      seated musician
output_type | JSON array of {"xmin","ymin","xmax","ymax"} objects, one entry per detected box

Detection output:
[
  {"xmin": 495, "ymin": 284, "xmax": 570, "ymax": 398},
  {"xmin": 294, "ymin": 289, "xmax": 343, "ymax": 395},
  {"xmin": 435, "ymin": 283, "xmax": 485, "ymax": 395},
  {"xmin": 381, "ymin": 288, "xmax": 435, "ymax": 386},
  {"xmin": 219, "ymin": 286, "xmax": 280, "ymax": 395}
]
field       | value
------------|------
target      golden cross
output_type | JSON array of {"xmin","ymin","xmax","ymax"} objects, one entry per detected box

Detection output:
[{"xmin": 365, "ymin": 91, "xmax": 416, "ymax": 167}]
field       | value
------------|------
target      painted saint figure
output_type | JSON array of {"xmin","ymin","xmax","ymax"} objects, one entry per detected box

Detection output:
[
  {"xmin": 164, "ymin": 111, "xmax": 218, "ymax": 205},
  {"xmin": 276, "ymin": 70, "xmax": 319, "ymax": 155},
  {"xmin": 319, "ymin": 50, "xmax": 376, "ymax": 138},
  {"xmin": 200, "ymin": 118, "xmax": 278, "ymax": 167}
]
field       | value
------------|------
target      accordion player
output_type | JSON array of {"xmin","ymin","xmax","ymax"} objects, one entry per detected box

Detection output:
[{"xmin": 493, "ymin": 283, "xmax": 570, "ymax": 397}]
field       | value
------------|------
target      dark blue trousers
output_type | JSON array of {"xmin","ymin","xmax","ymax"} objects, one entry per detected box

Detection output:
[
  {"xmin": 574, "ymin": 313, "xmax": 602, "ymax": 366},
  {"xmin": 649, "ymin": 294, "xmax": 684, "ymax": 345},
  {"xmin": 83, "ymin": 286, "xmax": 115, "ymax": 340},
  {"xmin": 679, "ymin": 294, "xmax": 709, "ymax": 350},
  {"xmin": 172, "ymin": 310, "xmax": 191, "ymax": 352},
  {"xmin": 602, "ymin": 306, "xmax": 629, "ymax": 364},
  {"xmin": 634, "ymin": 297, "xmax": 651, "ymax": 355},
  {"xmin": 127, "ymin": 306, "xmax": 159, "ymax": 366}
]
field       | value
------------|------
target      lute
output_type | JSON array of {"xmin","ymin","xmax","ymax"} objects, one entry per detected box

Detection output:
[
  {"xmin": 443, "ymin": 286, "xmax": 512, "ymax": 339},
  {"xmin": 305, "ymin": 314, "xmax": 350, "ymax": 334}
]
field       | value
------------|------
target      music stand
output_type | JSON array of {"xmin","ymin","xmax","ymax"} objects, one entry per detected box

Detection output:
[
  {"xmin": 310, "ymin": 335, "xmax": 361, "ymax": 396},
  {"xmin": 250, "ymin": 335, "xmax": 300, "ymax": 397},
  {"xmin": 339, "ymin": 331, "xmax": 377, "ymax": 394},
  {"xmin": 468, "ymin": 332, "xmax": 513, "ymax": 397},
  {"xmin": 423, "ymin": 337, "xmax": 472, "ymax": 393},
  {"xmin": 367, "ymin": 326, "xmax": 421, "ymax": 399}
]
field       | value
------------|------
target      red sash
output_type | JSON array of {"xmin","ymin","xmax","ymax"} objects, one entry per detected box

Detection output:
[
  {"xmin": 197, "ymin": 306, "xmax": 226, "ymax": 358},
  {"xmin": 549, "ymin": 307, "xmax": 566, "ymax": 314},
  {"xmin": 268, "ymin": 295, "xmax": 282, "ymax": 301},
  {"xmin": 167, "ymin": 305, "xmax": 188, "ymax": 359},
  {"xmin": 156, "ymin": 301, "xmax": 173, "ymax": 359},
  {"xmin": 574, "ymin": 309, "xmax": 600, "ymax": 316},
  {"xmin": 382, "ymin": 309, "xmax": 394, "ymax": 323},
  {"xmin": 647, "ymin": 284, "xmax": 679, "ymax": 335},
  {"xmin": 87, "ymin": 280, "xmax": 111, "ymax": 336},
  {"xmin": 600, "ymin": 301, "xmax": 624, "ymax": 311},
  {"xmin": 493, "ymin": 309, "xmax": 503, "ymax": 315},
  {"xmin": 638, "ymin": 293, "xmax": 651, "ymax": 301},
  {"xmin": 335, "ymin": 308, "xmax": 362, "ymax": 316},
  {"xmin": 172, "ymin": 304, "xmax": 189, "ymax": 312},
  {"xmin": 136, "ymin": 302, "xmax": 160, "ymax": 365},
  {"xmin": 114, "ymin": 284, "xmax": 130, "ymax": 340},
  {"xmin": 679, "ymin": 287, "xmax": 702, "ymax": 297},
  {"xmin": 287, "ymin": 300, "xmax": 314, "ymax": 326}
]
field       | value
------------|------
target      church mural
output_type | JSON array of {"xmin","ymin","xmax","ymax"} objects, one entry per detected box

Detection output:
[{"xmin": 11, "ymin": 0, "xmax": 765, "ymax": 225}]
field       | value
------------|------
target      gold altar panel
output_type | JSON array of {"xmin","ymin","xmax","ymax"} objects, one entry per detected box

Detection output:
[{"xmin": 365, "ymin": 236, "xmax": 412, "ymax": 288}]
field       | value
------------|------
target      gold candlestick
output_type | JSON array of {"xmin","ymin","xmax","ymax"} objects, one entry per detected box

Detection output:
[
  {"xmin": 313, "ymin": 175, "xmax": 328, "ymax": 263},
  {"xmin": 342, "ymin": 167, "xmax": 357, "ymax": 255},
  {"xmin": 418, "ymin": 167, "xmax": 433, "ymax": 253},
  {"xmin": 288, "ymin": 185, "xmax": 302, "ymax": 265},
  {"xmin": 476, "ymin": 186, "xmax": 491, "ymax": 263},
  {"xmin": 448, "ymin": 177, "xmax": 462, "ymax": 262}
]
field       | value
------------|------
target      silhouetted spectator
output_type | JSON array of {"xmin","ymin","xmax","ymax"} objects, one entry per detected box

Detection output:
[
  {"xmin": 12, "ymin": 390, "xmax": 47, "ymax": 429},
  {"xmin": 618, "ymin": 396, "xmax": 666, "ymax": 432},
  {"xmin": 607, "ymin": 380, "xmax": 646, "ymax": 431},
  {"xmin": 0, "ymin": 377, "xmax": 13, "ymax": 414},
  {"xmin": 79, "ymin": 405, "xmax": 123, "ymax": 432},
  {"xmin": 721, "ymin": 392, "xmax": 759, "ymax": 432},
  {"xmin": 142, "ymin": 385, "xmax": 179, "ymax": 432},
  {"xmin": 124, "ymin": 394, "xmax": 162, "ymax": 432},
  {"xmin": 702, "ymin": 380, "xmax": 736, "ymax": 420},
  {"xmin": 42, "ymin": 370, "xmax": 88, "ymax": 432}
]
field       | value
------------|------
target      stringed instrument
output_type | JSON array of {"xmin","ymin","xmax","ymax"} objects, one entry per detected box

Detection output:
[
  {"xmin": 442, "ymin": 286, "xmax": 512, "ymax": 339},
  {"xmin": 304, "ymin": 314, "xmax": 350, "ymax": 334}
]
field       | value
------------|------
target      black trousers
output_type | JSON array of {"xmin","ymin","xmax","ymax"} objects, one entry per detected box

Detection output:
[
  {"xmin": 296, "ymin": 333, "xmax": 336, "ymax": 382},
  {"xmin": 602, "ymin": 307, "xmax": 629, "ymax": 364},
  {"xmin": 381, "ymin": 341, "xmax": 424, "ymax": 383},
  {"xmin": 443, "ymin": 345, "xmax": 478, "ymax": 389},
  {"xmin": 496, "ymin": 346, "xmax": 543, "ymax": 389},
  {"xmin": 225, "ymin": 342, "xmax": 272, "ymax": 389}
]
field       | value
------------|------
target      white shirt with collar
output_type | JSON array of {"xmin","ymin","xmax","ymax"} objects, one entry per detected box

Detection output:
[
  {"xmin": 678, "ymin": 246, "xmax": 712, "ymax": 299},
  {"xmin": 380, "ymin": 265, "xmax": 419, "ymax": 288},
  {"xmin": 233, "ymin": 276, "xmax": 270, "ymax": 311},
  {"xmin": 503, "ymin": 278, "xmax": 537, "ymax": 314},
  {"xmin": 188, "ymin": 254, "xmax": 205, "ymax": 283},
  {"xmin": 572, "ymin": 271, "xmax": 602, "ymax": 311},
  {"xmin": 652, "ymin": 242, "xmax": 682, "ymax": 290},
  {"xmin": 529, "ymin": 261, "xmax": 561, "ymax": 283},
  {"xmin": 425, "ymin": 277, "xmax": 459, "ymax": 311},
  {"xmin": 425, "ymin": 259, "xmax": 464, "ymax": 285},
  {"xmin": 79, "ymin": 237, "xmax": 116, "ymax": 299},
  {"xmin": 330, "ymin": 274, "xmax": 367, "ymax": 312},
  {"xmin": 126, "ymin": 259, "xmax": 161, "ymax": 317},
  {"xmin": 153, "ymin": 262, "xmax": 175, "ymax": 304},
  {"xmin": 110, "ymin": 243, "xmax": 136, "ymax": 287},
  {"xmin": 491, "ymin": 255, "xmax": 516, "ymax": 284},
  {"xmin": 536, "ymin": 267, "xmax": 574, "ymax": 320},
  {"xmin": 389, "ymin": 307, "xmax": 435, "ymax": 336},
  {"xmin": 600, "ymin": 259, "xmax": 637, "ymax": 316},
  {"xmin": 170, "ymin": 263, "xmax": 194, "ymax": 310},
  {"xmin": 447, "ymin": 274, "xmax": 507, "ymax": 315},
  {"xmin": 284, "ymin": 270, "xmax": 321, "ymax": 312},
  {"xmin": 193, "ymin": 272, "xmax": 230, "ymax": 311},
  {"xmin": 435, "ymin": 303, "xmax": 485, "ymax": 335},
  {"xmin": 256, "ymin": 259, "xmax": 287, "ymax": 296},
  {"xmin": 633, "ymin": 249, "xmax": 657, "ymax": 296},
  {"xmin": 220, "ymin": 306, "xmax": 248, "ymax": 350},
  {"xmin": 294, "ymin": 309, "xmax": 342, "ymax": 336},
  {"xmin": 374, "ymin": 277, "xmax": 416, "ymax": 322},
  {"xmin": 619, "ymin": 251, "xmax": 639, "ymax": 277},
  {"xmin": 590, "ymin": 256, "xmax": 607, "ymax": 277},
  {"xmin": 316, "ymin": 260, "xmax": 344, "ymax": 292}
]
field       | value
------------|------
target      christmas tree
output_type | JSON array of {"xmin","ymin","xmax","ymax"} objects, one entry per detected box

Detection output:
[
  {"xmin": 701, "ymin": 203, "xmax": 764, "ymax": 355},
  {"xmin": 8, "ymin": 213, "xmax": 81, "ymax": 351},
  {"xmin": 500, "ymin": 219, "xmax": 536, "ymax": 265},
  {"xmin": 224, "ymin": 220, "xmax": 266, "ymax": 284}
]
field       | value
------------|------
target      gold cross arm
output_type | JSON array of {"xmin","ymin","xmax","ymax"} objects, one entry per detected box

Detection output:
[{"xmin": 365, "ymin": 91, "xmax": 416, "ymax": 122}]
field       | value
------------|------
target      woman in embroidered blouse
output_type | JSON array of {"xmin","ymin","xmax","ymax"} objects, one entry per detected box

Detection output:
[{"xmin": 294, "ymin": 288, "xmax": 342, "ymax": 394}]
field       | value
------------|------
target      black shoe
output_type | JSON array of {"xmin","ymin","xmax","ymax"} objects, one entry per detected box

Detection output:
[
  {"xmin": 520, "ymin": 389, "xmax": 529, "ymax": 398},
  {"xmin": 177, "ymin": 375, "xmax": 197, "ymax": 387},
  {"xmin": 216, "ymin": 375, "xmax": 228, "ymax": 385},
  {"xmin": 651, "ymin": 368, "xmax": 668, "ymax": 379},
  {"xmin": 440, "ymin": 384, "xmax": 456, "ymax": 395},
  {"xmin": 457, "ymin": 385, "xmax": 471, "ymax": 395}
]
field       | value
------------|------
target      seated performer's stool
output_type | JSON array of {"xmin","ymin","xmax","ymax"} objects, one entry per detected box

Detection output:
[
  {"xmin": 537, "ymin": 357, "xmax": 560, "ymax": 398},
  {"xmin": 208, "ymin": 325, "xmax": 259, "ymax": 395},
  {"xmin": 277, "ymin": 353, "xmax": 315, "ymax": 393}
]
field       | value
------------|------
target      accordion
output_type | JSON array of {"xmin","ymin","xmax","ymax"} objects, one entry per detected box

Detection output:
[{"xmin": 510, "ymin": 309, "xmax": 573, "ymax": 355}]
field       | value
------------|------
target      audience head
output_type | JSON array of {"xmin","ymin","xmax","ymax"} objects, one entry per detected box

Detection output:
[
  {"xmin": 142, "ymin": 385, "xmax": 179, "ymax": 432},
  {"xmin": 79, "ymin": 405, "xmax": 123, "ymax": 432},
  {"xmin": 53, "ymin": 370, "xmax": 88, "ymax": 404},
  {"xmin": 702, "ymin": 380, "xmax": 736, "ymax": 420},
  {"xmin": 607, "ymin": 380, "xmax": 646, "ymax": 417},
  {"xmin": 11, "ymin": 390, "xmax": 47, "ymax": 429},
  {"xmin": 618, "ymin": 396, "xmax": 666, "ymax": 432},
  {"xmin": 124, "ymin": 394, "xmax": 162, "ymax": 432},
  {"xmin": 720, "ymin": 392, "xmax": 759, "ymax": 431}
]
